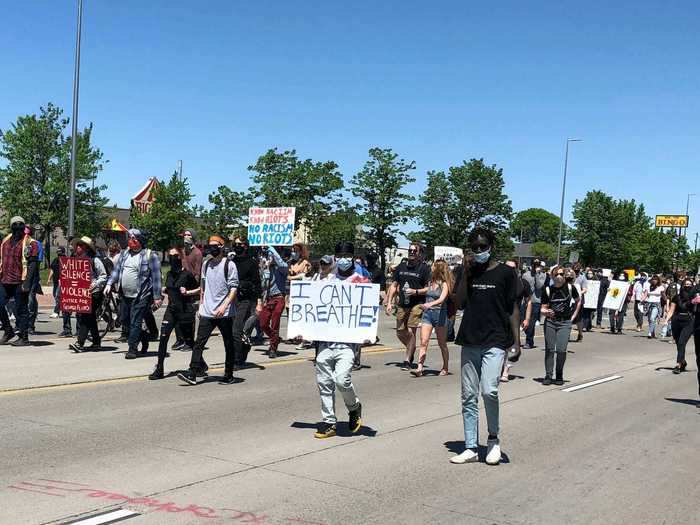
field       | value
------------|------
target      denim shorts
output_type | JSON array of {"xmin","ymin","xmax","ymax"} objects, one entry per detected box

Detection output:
[{"xmin": 421, "ymin": 307, "xmax": 447, "ymax": 327}]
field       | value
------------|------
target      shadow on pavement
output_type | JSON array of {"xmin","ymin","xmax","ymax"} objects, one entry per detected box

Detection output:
[
  {"xmin": 443, "ymin": 441, "xmax": 511, "ymax": 463},
  {"xmin": 29, "ymin": 341, "xmax": 54, "ymax": 347},
  {"xmin": 665, "ymin": 398, "xmax": 700, "ymax": 407},
  {"xmin": 290, "ymin": 421, "xmax": 378, "ymax": 437}
]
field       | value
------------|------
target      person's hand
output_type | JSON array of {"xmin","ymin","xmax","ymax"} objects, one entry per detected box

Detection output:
[
  {"xmin": 21, "ymin": 281, "xmax": 30, "ymax": 293},
  {"xmin": 692, "ymin": 296, "xmax": 700, "ymax": 305},
  {"xmin": 419, "ymin": 303, "xmax": 429, "ymax": 311},
  {"xmin": 104, "ymin": 285, "xmax": 112, "ymax": 296},
  {"xmin": 153, "ymin": 299, "xmax": 163, "ymax": 309},
  {"xmin": 521, "ymin": 318, "xmax": 530, "ymax": 330},
  {"xmin": 255, "ymin": 304, "xmax": 263, "ymax": 315},
  {"xmin": 213, "ymin": 304, "xmax": 227, "ymax": 318},
  {"xmin": 385, "ymin": 304, "xmax": 393, "ymax": 316},
  {"xmin": 179, "ymin": 287, "xmax": 187, "ymax": 295},
  {"xmin": 405, "ymin": 288, "xmax": 415, "ymax": 296}
]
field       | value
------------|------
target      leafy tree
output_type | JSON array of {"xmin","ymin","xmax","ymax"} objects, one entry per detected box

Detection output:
[
  {"xmin": 416, "ymin": 159, "xmax": 513, "ymax": 255},
  {"xmin": 0, "ymin": 103, "xmax": 107, "ymax": 265},
  {"xmin": 202, "ymin": 185, "xmax": 252, "ymax": 237},
  {"xmin": 308, "ymin": 204, "xmax": 362, "ymax": 257},
  {"xmin": 510, "ymin": 208, "xmax": 564, "ymax": 244},
  {"xmin": 531, "ymin": 241, "xmax": 556, "ymax": 263},
  {"xmin": 247, "ymin": 149, "xmax": 344, "ymax": 231},
  {"xmin": 130, "ymin": 173, "xmax": 195, "ymax": 254},
  {"xmin": 350, "ymin": 148, "xmax": 416, "ymax": 271}
]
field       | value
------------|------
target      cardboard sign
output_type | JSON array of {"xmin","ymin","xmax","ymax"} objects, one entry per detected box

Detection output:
[
  {"xmin": 59, "ymin": 256, "xmax": 92, "ymax": 313},
  {"xmin": 583, "ymin": 280, "xmax": 600, "ymax": 309},
  {"xmin": 286, "ymin": 281, "xmax": 380, "ymax": 344},
  {"xmin": 247, "ymin": 207, "xmax": 295, "ymax": 246},
  {"xmin": 602, "ymin": 281, "xmax": 630, "ymax": 312},
  {"xmin": 434, "ymin": 246, "xmax": 463, "ymax": 265}
]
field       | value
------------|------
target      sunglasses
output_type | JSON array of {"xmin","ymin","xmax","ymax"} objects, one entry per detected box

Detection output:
[
  {"xmin": 320, "ymin": 261, "xmax": 331, "ymax": 266},
  {"xmin": 408, "ymin": 249, "xmax": 418, "ymax": 255},
  {"xmin": 555, "ymin": 272, "xmax": 565, "ymax": 276}
]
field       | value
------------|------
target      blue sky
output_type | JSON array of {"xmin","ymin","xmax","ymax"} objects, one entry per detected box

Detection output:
[{"xmin": 1, "ymin": 1, "xmax": 699, "ymax": 245}]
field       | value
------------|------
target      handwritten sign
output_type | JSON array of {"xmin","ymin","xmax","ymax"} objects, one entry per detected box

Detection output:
[
  {"xmin": 59, "ymin": 256, "xmax": 92, "ymax": 313},
  {"xmin": 286, "ymin": 281, "xmax": 380, "ymax": 344},
  {"xmin": 602, "ymin": 281, "xmax": 630, "ymax": 312},
  {"xmin": 583, "ymin": 280, "xmax": 600, "ymax": 309},
  {"xmin": 247, "ymin": 207, "xmax": 295, "ymax": 246},
  {"xmin": 434, "ymin": 246, "xmax": 463, "ymax": 265}
]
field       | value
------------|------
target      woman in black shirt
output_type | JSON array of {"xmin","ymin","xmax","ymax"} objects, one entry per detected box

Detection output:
[
  {"xmin": 540, "ymin": 267, "xmax": 580, "ymax": 385},
  {"xmin": 663, "ymin": 277, "xmax": 695, "ymax": 374}
]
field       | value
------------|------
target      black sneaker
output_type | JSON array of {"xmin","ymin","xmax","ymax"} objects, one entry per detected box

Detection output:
[
  {"xmin": 219, "ymin": 375, "xmax": 236, "ymax": 385},
  {"xmin": 10, "ymin": 337, "xmax": 30, "ymax": 347},
  {"xmin": 348, "ymin": 403, "xmax": 362, "ymax": 434},
  {"xmin": 125, "ymin": 351, "xmax": 138, "ymax": 360},
  {"xmin": 177, "ymin": 370, "xmax": 197, "ymax": 385},
  {"xmin": 58, "ymin": 331, "xmax": 73, "ymax": 338},
  {"xmin": 85, "ymin": 343, "xmax": 101, "ymax": 351},
  {"xmin": 241, "ymin": 333, "xmax": 251, "ymax": 346},
  {"xmin": 542, "ymin": 376, "xmax": 552, "ymax": 386},
  {"xmin": 171, "ymin": 341, "xmax": 185, "ymax": 351},
  {"xmin": 352, "ymin": 364, "xmax": 362, "ymax": 371},
  {"xmin": 554, "ymin": 378, "xmax": 564, "ymax": 386},
  {"xmin": 314, "ymin": 422, "xmax": 337, "ymax": 439},
  {"xmin": 400, "ymin": 361, "xmax": 411, "ymax": 371},
  {"xmin": 149, "ymin": 366, "xmax": 165, "ymax": 380},
  {"xmin": 69, "ymin": 342, "xmax": 85, "ymax": 353},
  {"xmin": 410, "ymin": 362, "xmax": 418, "ymax": 370},
  {"xmin": 113, "ymin": 336, "xmax": 128, "ymax": 343},
  {"xmin": 268, "ymin": 349, "xmax": 278, "ymax": 359},
  {"xmin": 0, "ymin": 331, "xmax": 16, "ymax": 344}
]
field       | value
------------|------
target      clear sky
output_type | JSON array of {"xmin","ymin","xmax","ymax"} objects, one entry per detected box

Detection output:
[{"xmin": 1, "ymin": 1, "xmax": 699, "ymax": 245}]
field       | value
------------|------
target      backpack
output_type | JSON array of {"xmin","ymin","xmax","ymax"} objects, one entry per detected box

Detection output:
[
  {"xmin": 203, "ymin": 258, "xmax": 231, "ymax": 289},
  {"xmin": 545, "ymin": 284, "xmax": 575, "ymax": 307}
]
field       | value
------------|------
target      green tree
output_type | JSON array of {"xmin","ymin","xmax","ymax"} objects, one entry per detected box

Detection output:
[
  {"xmin": 202, "ymin": 185, "xmax": 252, "ymax": 237},
  {"xmin": 417, "ymin": 159, "xmax": 513, "ymax": 255},
  {"xmin": 350, "ymin": 148, "xmax": 416, "ymax": 270},
  {"xmin": 130, "ymin": 173, "xmax": 195, "ymax": 254},
  {"xmin": 0, "ymin": 103, "xmax": 108, "ymax": 265},
  {"xmin": 510, "ymin": 208, "xmax": 564, "ymax": 244},
  {"xmin": 308, "ymin": 204, "xmax": 362, "ymax": 257},
  {"xmin": 248, "ymin": 149, "xmax": 344, "ymax": 231},
  {"xmin": 531, "ymin": 241, "xmax": 556, "ymax": 262}
]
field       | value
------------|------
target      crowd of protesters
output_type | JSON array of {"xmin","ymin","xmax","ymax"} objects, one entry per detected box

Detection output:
[{"xmin": 1, "ymin": 215, "xmax": 699, "ymax": 454}]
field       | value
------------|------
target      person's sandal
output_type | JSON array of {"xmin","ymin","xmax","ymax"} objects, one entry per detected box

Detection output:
[
  {"xmin": 439, "ymin": 369, "xmax": 449, "ymax": 376},
  {"xmin": 410, "ymin": 368, "xmax": 424, "ymax": 377}
]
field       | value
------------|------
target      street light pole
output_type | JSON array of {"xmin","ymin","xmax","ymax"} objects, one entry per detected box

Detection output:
[
  {"xmin": 556, "ymin": 138, "xmax": 582, "ymax": 266},
  {"xmin": 685, "ymin": 193, "xmax": 695, "ymax": 239},
  {"xmin": 67, "ymin": 0, "xmax": 83, "ymax": 239}
]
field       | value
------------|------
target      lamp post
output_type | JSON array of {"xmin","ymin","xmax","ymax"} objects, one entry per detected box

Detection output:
[
  {"xmin": 67, "ymin": 0, "xmax": 83, "ymax": 239},
  {"xmin": 556, "ymin": 138, "xmax": 582, "ymax": 266}
]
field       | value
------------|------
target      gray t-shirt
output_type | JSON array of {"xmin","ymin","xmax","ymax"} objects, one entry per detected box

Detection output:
[
  {"xmin": 120, "ymin": 251, "xmax": 142, "ymax": 298},
  {"xmin": 199, "ymin": 258, "xmax": 239, "ymax": 318},
  {"xmin": 575, "ymin": 274, "xmax": 588, "ymax": 294},
  {"xmin": 523, "ymin": 270, "xmax": 547, "ymax": 304}
]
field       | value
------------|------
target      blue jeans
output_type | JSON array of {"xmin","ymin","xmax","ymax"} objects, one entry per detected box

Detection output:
[
  {"xmin": 121, "ymin": 294, "xmax": 152, "ymax": 351},
  {"xmin": 525, "ymin": 303, "xmax": 541, "ymax": 346},
  {"xmin": 460, "ymin": 346, "xmax": 506, "ymax": 449},
  {"xmin": 647, "ymin": 304, "xmax": 660, "ymax": 336}
]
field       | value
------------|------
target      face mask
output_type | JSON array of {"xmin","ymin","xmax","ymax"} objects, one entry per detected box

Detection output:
[
  {"xmin": 127, "ymin": 239, "xmax": 141, "ymax": 251},
  {"xmin": 336, "ymin": 257, "xmax": 353, "ymax": 272},
  {"xmin": 566, "ymin": 276, "xmax": 574, "ymax": 283},
  {"xmin": 183, "ymin": 237, "xmax": 193, "ymax": 246},
  {"xmin": 289, "ymin": 252, "xmax": 300, "ymax": 262},
  {"xmin": 208, "ymin": 245, "xmax": 221, "ymax": 258},
  {"xmin": 473, "ymin": 250, "xmax": 490, "ymax": 264},
  {"xmin": 554, "ymin": 275, "xmax": 565, "ymax": 287},
  {"xmin": 233, "ymin": 245, "xmax": 245, "ymax": 256},
  {"xmin": 169, "ymin": 256, "xmax": 182, "ymax": 272},
  {"xmin": 586, "ymin": 273, "xmax": 593, "ymax": 279},
  {"xmin": 11, "ymin": 224, "xmax": 24, "ymax": 236}
]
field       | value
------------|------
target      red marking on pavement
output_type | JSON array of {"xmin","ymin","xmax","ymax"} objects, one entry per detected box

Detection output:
[
  {"xmin": 37, "ymin": 479, "xmax": 91, "ymax": 486},
  {"xmin": 285, "ymin": 518, "xmax": 327, "ymax": 525},
  {"xmin": 221, "ymin": 508, "xmax": 269, "ymax": 523},
  {"xmin": 8, "ymin": 485, "xmax": 66, "ymax": 497}
]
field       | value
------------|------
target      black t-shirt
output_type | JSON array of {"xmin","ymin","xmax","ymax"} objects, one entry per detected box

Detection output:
[
  {"xmin": 392, "ymin": 261, "xmax": 431, "ymax": 308},
  {"xmin": 369, "ymin": 266, "xmax": 386, "ymax": 291},
  {"xmin": 541, "ymin": 284, "xmax": 580, "ymax": 321},
  {"xmin": 455, "ymin": 263, "xmax": 518, "ymax": 350},
  {"xmin": 672, "ymin": 290, "xmax": 694, "ymax": 316},
  {"xmin": 165, "ymin": 270, "xmax": 198, "ymax": 311},
  {"xmin": 50, "ymin": 257, "xmax": 61, "ymax": 286}
]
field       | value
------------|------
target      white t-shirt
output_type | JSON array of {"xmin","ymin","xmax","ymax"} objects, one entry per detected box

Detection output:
[
  {"xmin": 633, "ymin": 281, "xmax": 645, "ymax": 301},
  {"xmin": 643, "ymin": 282, "xmax": 663, "ymax": 304}
]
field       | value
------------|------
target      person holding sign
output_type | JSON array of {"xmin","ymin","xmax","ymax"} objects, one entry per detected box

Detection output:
[
  {"xmin": 0, "ymin": 216, "xmax": 39, "ymax": 347},
  {"xmin": 178, "ymin": 235, "xmax": 239, "ymax": 385},
  {"xmin": 540, "ymin": 267, "xmax": 580, "ymax": 386},
  {"xmin": 68, "ymin": 237, "xmax": 107, "ymax": 353},
  {"xmin": 259, "ymin": 246, "xmax": 289, "ymax": 359},
  {"xmin": 411, "ymin": 260, "xmax": 453, "ymax": 378},
  {"xmin": 312, "ymin": 241, "xmax": 367, "ymax": 439},
  {"xmin": 385, "ymin": 243, "xmax": 431, "ymax": 371}
]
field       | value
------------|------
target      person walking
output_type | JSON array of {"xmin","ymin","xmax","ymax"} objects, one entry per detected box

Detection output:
[
  {"xmin": 450, "ymin": 227, "xmax": 520, "ymax": 466},
  {"xmin": 104, "ymin": 229, "xmax": 163, "ymax": 359},
  {"xmin": 521, "ymin": 260, "xmax": 546, "ymax": 349},
  {"xmin": 178, "ymin": 235, "xmax": 239, "ymax": 385},
  {"xmin": 540, "ymin": 267, "xmax": 580, "ymax": 385},
  {"xmin": 632, "ymin": 273, "xmax": 647, "ymax": 332},
  {"xmin": 581, "ymin": 268, "xmax": 597, "ymax": 331},
  {"xmin": 311, "ymin": 241, "xmax": 366, "ymax": 439},
  {"xmin": 230, "ymin": 236, "xmax": 262, "ymax": 370},
  {"xmin": 259, "ymin": 246, "xmax": 289, "ymax": 358},
  {"xmin": 571, "ymin": 264, "xmax": 587, "ymax": 342},
  {"xmin": 149, "ymin": 247, "xmax": 199, "ymax": 380},
  {"xmin": 47, "ymin": 246, "xmax": 66, "ymax": 320},
  {"xmin": 385, "ymin": 243, "xmax": 431, "ymax": 370},
  {"xmin": 68, "ymin": 237, "xmax": 107, "ymax": 353},
  {"xmin": 0, "ymin": 216, "xmax": 40, "ymax": 346},
  {"xmin": 662, "ymin": 277, "xmax": 695, "ymax": 374},
  {"xmin": 596, "ymin": 270, "xmax": 610, "ymax": 329},
  {"xmin": 411, "ymin": 259, "xmax": 453, "ymax": 378},
  {"xmin": 642, "ymin": 275, "xmax": 663, "ymax": 339},
  {"xmin": 609, "ymin": 272, "xmax": 631, "ymax": 334}
]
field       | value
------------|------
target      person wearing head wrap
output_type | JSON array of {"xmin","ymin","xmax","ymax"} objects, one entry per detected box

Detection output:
[
  {"xmin": 105, "ymin": 228, "xmax": 162, "ymax": 359},
  {"xmin": 0, "ymin": 216, "xmax": 39, "ymax": 346}
]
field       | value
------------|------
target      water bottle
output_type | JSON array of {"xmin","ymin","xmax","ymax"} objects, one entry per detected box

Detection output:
[{"xmin": 402, "ymin": 282, "xmax": 411, "ymax": 306}]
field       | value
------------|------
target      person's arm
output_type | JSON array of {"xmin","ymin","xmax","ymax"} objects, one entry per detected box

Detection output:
[
  {"xmin": 510, "ymin": 301, "xmax": 521, "ymax": 352},
  {"xmin": 522, "ymin": 297, "xmax": 532, "ymax": 329},
  {"xmin": 150, "ymin": 252, "xmax": 163, "ymax": 304},
  {"xmin": 570, "ymin": 287, "xmax": 582, "ymax": 321},
  {"xmin": 663, "ymin": 301, "xmax": 676, "ymax": 323},
  {"xmin": 47, "ymin": 268, "xmax": 54, "ymax": 287},
  {"xmin": 385, "ymin": 281, "xmax": 398, "ymax": 315},
  {"xmin": 93, "ymin": 258, "xmax": 107, "ymax": 290},
  {"xmin": 423, "ymin": 282, "xmax": 449, "ymax": 310},
  {"xmin": 267, "ymin": 247, "xmax": 287, "ymax": 269},
  {"xmin": 105, "ymin": 253, "xmax": 122, "ymax": 290}
]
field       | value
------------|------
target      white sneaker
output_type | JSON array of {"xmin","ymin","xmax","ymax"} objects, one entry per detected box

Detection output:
[
  {"xmin": 486, "ymin": 439, "xmax": 501, "ymax": 465},
  {"xmin": 450, "ymin": 449, "xmax": 478, "ymax": 464},
  {"xmin": 50, "ymin": 313, "xmax": 59, "ymax": 319}
]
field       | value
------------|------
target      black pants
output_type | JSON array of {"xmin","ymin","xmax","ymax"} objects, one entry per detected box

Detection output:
[
  {"xmin": 157, "ymin": 306, "xmax": 195, "ymax": 367},
  {"xmin": 609, "ymin": 306, "xmax": 626, "ymax": 332},
  {"xmin": 694, "ymin": 319, "xmax": 700, "ymax": 399},
  {"xmin": 189, "ymin": 316, "xmax": 235, "ymax": 375},
  {"xmin": 582, "ymin": 308, "xmax": 594, "ymax": 331},
  {"xmin": 596, "ymin": 302, "xmax": 605, "ymax": 327},
  {"xmin": 144, "ymin": 309, "xmax": 159, "ymax": 339},
  {"xmin": 672, "ymin": 315, "xmax": 694, "ymax": 364},
  {"xmin": 0, "ymin": 283, "xmax": 30, "ymax": 336},
  {"xmin": 77, "ymin": 311, "xmax": 100, "ymax": 346},
  {"xmin": 232, "ymin": 299, "xmax": 256, "ymax": 366}
]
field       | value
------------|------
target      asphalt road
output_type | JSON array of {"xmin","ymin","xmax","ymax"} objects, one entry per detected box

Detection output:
[{"xmin": 1, "ymin": 312, "xmax": 699, "ymax": 525}]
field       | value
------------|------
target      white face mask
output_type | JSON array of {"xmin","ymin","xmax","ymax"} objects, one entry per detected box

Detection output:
[{"xmin": 473, "ymin": 250, "xmax": 490, "ymax": 264}]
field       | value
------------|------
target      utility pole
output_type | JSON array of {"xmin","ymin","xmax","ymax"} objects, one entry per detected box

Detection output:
[
  {"xmin": 556, "ymin": 138, "xmax": 582, "ymax": 266},
  {"xmin": 67, "ymin": 0, "xmax": 83, "ymax": 239},
  {"xmin": 178, "ymin": 160, "xmax": 183, "ymax": 180}
]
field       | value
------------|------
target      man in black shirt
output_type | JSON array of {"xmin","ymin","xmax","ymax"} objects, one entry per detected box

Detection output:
[
  {"xmin": 540, "ymin": 267, "xmax": 580, "ymax": 386},
  {"xmin": 149, "ymin": 248, "xmax": 199, "ymax": 380},
  {"xmin": 230, "ymin": 236, "xmax": 262, "ymax": 370},
  {"xmin": 385, "ymin": 243, "xmax": 431, "ymax": 370},
  {"xmin": 451, "ymin": 228, "xmax": 520, "ymax": 466}
]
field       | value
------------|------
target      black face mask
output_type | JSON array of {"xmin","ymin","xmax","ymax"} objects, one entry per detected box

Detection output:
[
  {"xmin": 566, "ymin": 277, "xmax": 575, "ymax": 283},
  {"xmin": 233, "ymin": 245, "xmax": 245, "ymax": 256},
  {"xmin": 208, "ymin": 246, "xmax": 221, "ymax": 258},
  {"xmin": 169, "ymin": 256, "xmax": 182, "ymax": 272},
  {"xmin": 11, "ymin": 224, "xmax": 24, "ymax": 237}
]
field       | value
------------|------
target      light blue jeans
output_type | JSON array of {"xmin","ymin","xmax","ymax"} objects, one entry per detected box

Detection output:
[
  {"xmin": 460, "ymin": 345, "xmax": 506, "ymax": 449},
  {"xmin": 647, "ymin": 304, "xmax": 661, "ymax": 336},
  {"xmin": 316, "ymin": 342, "xmax": 360, "ymax": 424}
]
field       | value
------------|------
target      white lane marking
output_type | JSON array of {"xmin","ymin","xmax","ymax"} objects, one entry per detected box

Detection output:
[
  {"xmin": 562, "ymin": 375, "xmax": 622, "ymax": 392},
  {"xmin": 62, "ymin": 509, "xmax": 140, "ymax": 525}
]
